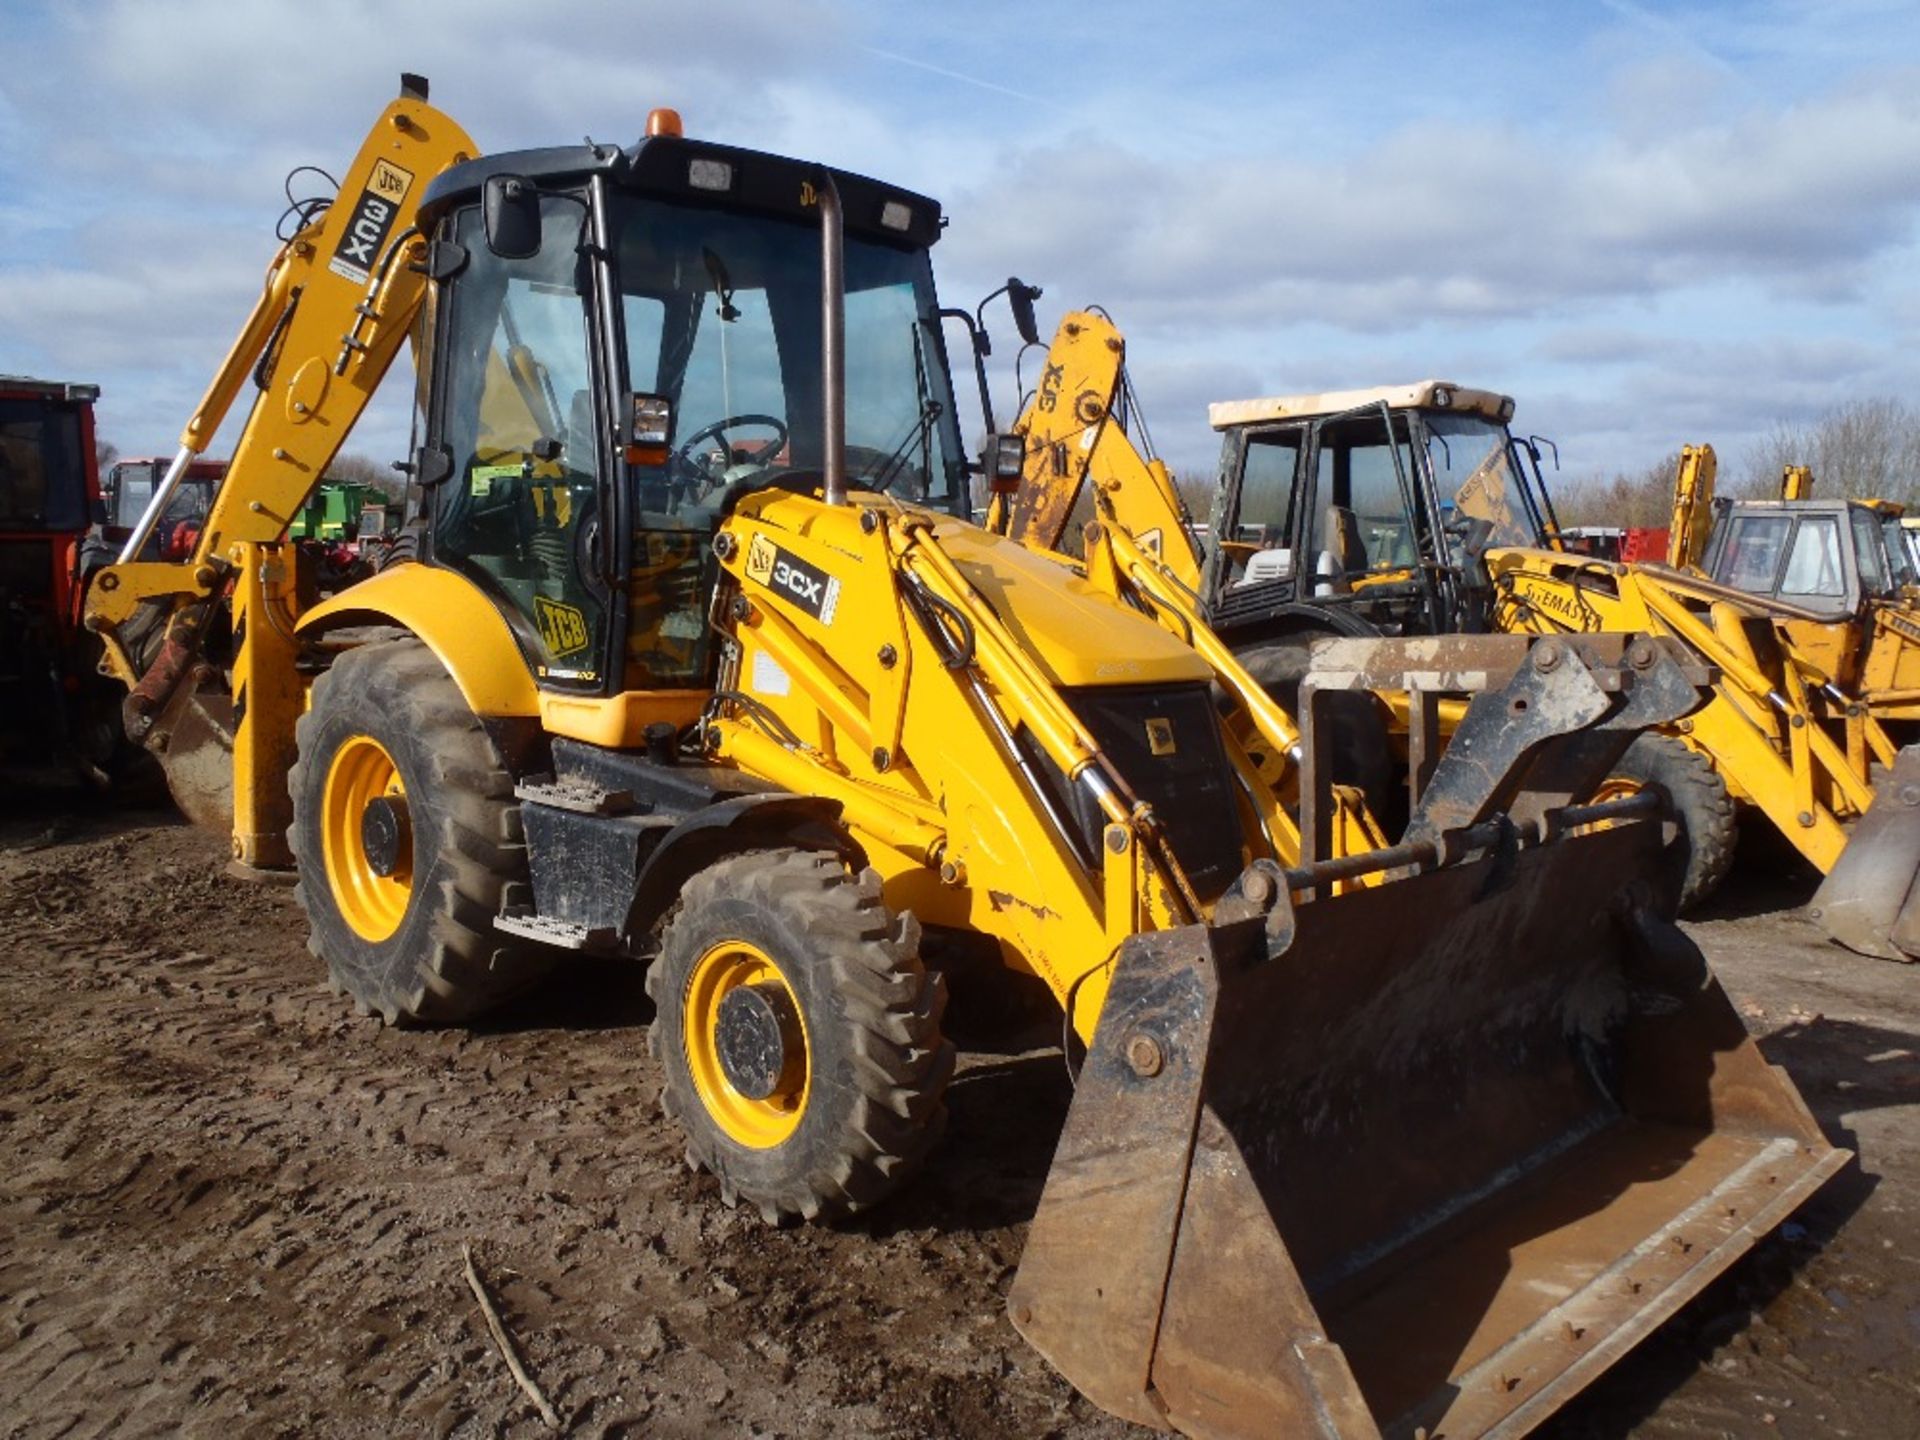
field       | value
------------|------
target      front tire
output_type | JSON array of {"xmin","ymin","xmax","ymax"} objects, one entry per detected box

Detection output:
[
  {"xmin": 1602, "ymin": 733, "xmax": 1737, "ymax": 912},
  {"xmin": 288, "ymin": 637, "xmax": 552, "ymax": 1024},
  {"xmin": 647, "ymin": 849, "xmax": 954, "ymax": 1223}
]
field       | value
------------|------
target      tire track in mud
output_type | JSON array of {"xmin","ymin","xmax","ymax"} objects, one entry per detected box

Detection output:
[
  {"xmin": 0, "ymin": 813, "xmax": 1113, "ymax": 1440},
  {"xmin": 3, "ymin": 811, "xmax": 1915, "ymax": 1439}
]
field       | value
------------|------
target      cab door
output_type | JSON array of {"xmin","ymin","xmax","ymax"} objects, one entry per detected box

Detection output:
[{"xmin": 423, "ymin": 192, "xmax": 619, "ymax": 691}]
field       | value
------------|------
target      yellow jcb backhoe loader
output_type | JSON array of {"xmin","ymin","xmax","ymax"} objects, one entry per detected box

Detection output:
[
  {"xmin": 86, "ymin": 83, "xmax": 1845, "ymax": 1439},
  {"xmin": 1675, "ymin": 452, "xmax": 1920, "ymax": 733},
  {"xmin": 1003, "ymin": 309, "xmax": 1920, "ymax": 959}
]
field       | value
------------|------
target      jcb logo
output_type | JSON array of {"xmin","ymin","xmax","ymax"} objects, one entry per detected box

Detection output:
[
  {"xmin": 745, "ymin": 533, "xmax": 778, "ymax": 585},
  {"xmin": 1037, "ymin": 363, "xmax": 1065, "ymax": 413},
  {"xmin": 533, "ymin": 595, "xmax": 591, "ymax": 658},
  {"xmin": 371, "ymin": 159, "xmax": 412, "ymax": 199}
]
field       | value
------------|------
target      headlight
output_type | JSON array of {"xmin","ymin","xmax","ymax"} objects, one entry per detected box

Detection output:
[{"xmin": 688, "ymin": 158, "xmax": 734, "ymax": 192}]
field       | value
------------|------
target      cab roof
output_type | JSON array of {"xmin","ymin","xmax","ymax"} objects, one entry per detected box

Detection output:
[
  {"xmin": 419, "ymin": 133, "xmax": 944, "ymax": 250},
  {"xmin": 1726, "ymin": 497, "xmax": 1904, "ymax": 519},
  {"xmin": 0, "ymin": 375, "xmax": 98, "ymax": 402},
  {"xmin": 1208, "ymin": 380, "xmax": 1514, "ymax": 430}
]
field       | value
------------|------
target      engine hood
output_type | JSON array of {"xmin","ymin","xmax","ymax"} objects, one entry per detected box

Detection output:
[{"xmin": 932, "ymin": 520, "xmax": 1213, "ymax": 690}]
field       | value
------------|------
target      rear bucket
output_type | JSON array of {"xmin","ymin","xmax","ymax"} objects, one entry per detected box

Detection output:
[
  {"xmin": 1809, "ymin": 743, "xmax": 1920, "ymax": 962},
  {"xmin": 146, "ymin": 678, "xmax": 235, "ymax": 833},
  {"xmin": 1011, "ymin": 820, "xmax": 1846, "ymax": 1440}
]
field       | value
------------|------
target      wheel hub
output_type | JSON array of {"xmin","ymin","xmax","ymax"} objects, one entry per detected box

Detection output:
[
  {"xmin": 715, "ymin": 981, "xmax": 804, "ymax": 1101},
  {"xmin": 360, "ymin": 794, "xmax": 411, "ymax": 878}
]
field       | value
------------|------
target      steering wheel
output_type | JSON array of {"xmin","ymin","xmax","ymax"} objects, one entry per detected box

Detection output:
[{"xmin": 671, "ymin": 414, "xmax": 789, "ymax": 499}]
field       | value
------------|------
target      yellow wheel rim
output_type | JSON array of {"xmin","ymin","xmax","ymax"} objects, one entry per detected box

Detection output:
[
  {"xmin": 683, "ymin": 940, "xmax": 810, "ymax": 1149},
  {"xmin": 321, "ymin": 735, "xmax": 412, "ymax": 942},
  {"xmin": 1582, "ymin": 775, "xmax": 1645, "ymax": 832}
]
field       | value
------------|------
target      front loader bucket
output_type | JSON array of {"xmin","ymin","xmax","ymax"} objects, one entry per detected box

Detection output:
[
  {"xmin": 1011, "ymin": 820, "xmax": 1845, "ymax": 1439},
  {"xmin": 1809, "ymin": 743, "xmax": 1920, "ymax": 962}
]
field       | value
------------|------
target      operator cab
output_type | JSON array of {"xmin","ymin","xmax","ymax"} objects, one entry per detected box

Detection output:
[
  {"xmin": 0, "ymin": 377, "xmax": 97, "ymax": 540},
  {"xmin": 1201, "ymin": 381, "xmax": 1551, "ymax": 637},
  {"xmin": 412, "ymin": 122, "xmax": 968, "ymax": 696},
  {"xmin": 1702, "ymin": 498, "xmax": 1914, "ymax": 617}
]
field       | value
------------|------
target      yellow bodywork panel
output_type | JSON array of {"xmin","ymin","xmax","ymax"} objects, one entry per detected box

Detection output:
[
  {"xmin": 706, "ymin": 491, "xmax": 1240, "ymax": 1039},
  {"xmin": 297, "ymin": 564, "xmax": 538, "ymax": 717},
  {"xmin": 936, "ymin": 522, "xmax": 1211, "ymax": 689}
]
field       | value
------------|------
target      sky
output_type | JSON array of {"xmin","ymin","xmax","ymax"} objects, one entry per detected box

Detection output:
[{"xmin": 3, "ymin": 0, "xmax": 1918, "ymax": 496}]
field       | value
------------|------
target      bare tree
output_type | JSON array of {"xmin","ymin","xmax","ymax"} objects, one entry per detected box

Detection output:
[
  {"xmin": 1742, "ymin": 398, "xmax": 1920, "ymax": 506},
  {"xmin": 323, "ymin": 451, "xmax": 406, "ymax": 500},
  {"xmin": 1550, "ymin": 453, "xmax": 1681, "ymax": 530},
  {"xmin": 94, "ymin": 437, "xmax": 119, "ymax": 472}
]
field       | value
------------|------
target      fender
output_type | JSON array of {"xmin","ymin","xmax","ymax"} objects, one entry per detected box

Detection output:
[
  {"xmin": 626, "ymin": 793, "xmax": 855, "ymax": 943},
  {"xmin": 297, "ymin": 563, "xmax": 539, "ymax": 717}
]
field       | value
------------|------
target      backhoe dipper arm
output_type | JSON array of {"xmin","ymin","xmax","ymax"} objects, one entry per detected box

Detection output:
[
  {"xmin": 1002, "ymin": 311, "xmax": 1203, "ymax": 591},
  {"xmin": 1665, "ymin": 442, "xmax": 1717, "ymax": 570},
  {"xmin": 88, "ymin": 78, "xmax": 478, "ymax": 691}
]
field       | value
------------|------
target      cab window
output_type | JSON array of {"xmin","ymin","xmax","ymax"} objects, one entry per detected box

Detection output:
[
  {"xmin": 1779, "ymin": 516, "xmax": 1845, "ymax": 600},
  {"xmin": 1716, "ymin": 513, "xmax": 1790, "ymax": 593},
  {"xmin": 1306, "ymin": 413, "xmax": 1420, "ymax": 582},
  {"xmin": 432, "ymin": 195, "xmax": 607, "ymax": 685}
]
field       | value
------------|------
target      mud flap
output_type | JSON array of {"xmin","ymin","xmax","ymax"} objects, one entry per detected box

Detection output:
[
  {"xmin": 1011, "ymin": 821, "xmax": 1846, "ymax": 1440},
  {"xmin": 1809, "ymin": 744, "xmax": 1920, "ymax": 962}
]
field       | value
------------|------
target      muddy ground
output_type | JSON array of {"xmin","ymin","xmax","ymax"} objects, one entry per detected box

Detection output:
[{"xmin": 1, "ymin": 797, "xmax": 1915, "ymax": 1440}]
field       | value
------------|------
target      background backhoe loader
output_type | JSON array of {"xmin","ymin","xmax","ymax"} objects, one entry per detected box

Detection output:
[
  {"xmin": 83, "ymin": 82, "xmax": 1846, "ymax": 1439},
  {"xmin": 1671, "ymin": 452, "xmax": 1920, "ymax": 735},
  {"xmin": 1004, "ymin": 309, "xmax": 1920, "ymax": 958}
]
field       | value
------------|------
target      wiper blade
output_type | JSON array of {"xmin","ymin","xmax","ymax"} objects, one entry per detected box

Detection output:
[{"xmin": 869, "ymin": 399, "xmax": 944, "ymax": 494}]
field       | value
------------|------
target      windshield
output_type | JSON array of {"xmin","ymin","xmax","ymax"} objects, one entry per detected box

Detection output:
[
  {"xmin": 612, "ymin": 194, "xmax": 965, "ymax": 522},
  {"xmin": 0, "ymin": 397, "xmax": 87, "ymax": 531},
  {"xmin": 1423, "ymin": 413, "xmax": 1541, "ymax": 550},
  {"xmin": 1850, "ymin": 505, "xmax": 1893, "ymax": 596},
  {"xmin": 1888, "ymin": 516, "xmax": 1920, "ymax": 589}
]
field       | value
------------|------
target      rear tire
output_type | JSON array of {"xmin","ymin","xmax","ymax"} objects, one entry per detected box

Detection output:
[
  {"xmin": 647, "ymin": 849, "xmax": 954, "ymax": 1223},
  {"xmin": 288, "ymin": 637, "xmax": 552, "ymax": 1024},
  {"xmin": 1237, "ymin": 635, "xmax": 1398, "ymax": 827},
  {"xmin": 1605, "ymin": 733, "xmax": 1737, "ymax": 912}
]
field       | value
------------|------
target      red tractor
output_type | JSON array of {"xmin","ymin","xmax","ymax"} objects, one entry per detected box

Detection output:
[
  {"xmin": 99, "ymin": 455, "xmax": 228, "ymax": 561},
  {"xmin": 0, "ymin": 374, "xmax": 143, "ymax": 787}
]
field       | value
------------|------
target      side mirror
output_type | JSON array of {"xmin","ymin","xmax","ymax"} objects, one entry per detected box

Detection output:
[
  {"xmin": 1006, "ymin": 277, "xmax": 1042, "ymax": 347},
  {"xmin": 482, "ymin": 174, "xmax": 542, "ymax": 259}
]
